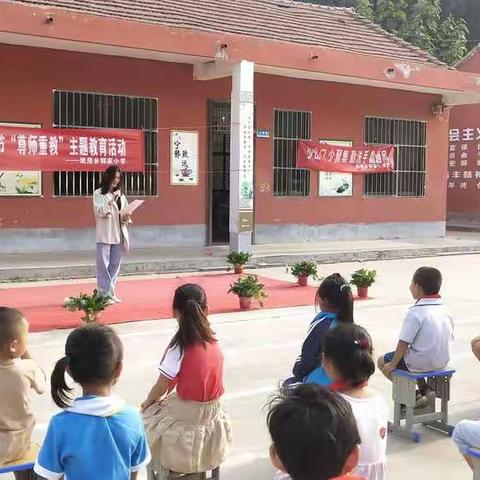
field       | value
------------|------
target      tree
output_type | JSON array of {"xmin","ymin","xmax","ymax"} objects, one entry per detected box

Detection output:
[
  {"xmin": 355, "ymin": 0, "xmax": 374, "ymax": 20},
  {"xmin": 436, "ymin": 15, "xmax": 469, "ymax": 65}
]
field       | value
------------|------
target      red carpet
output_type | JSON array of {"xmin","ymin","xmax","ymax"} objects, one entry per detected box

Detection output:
[{"xmin": 0, "ymin": 274, "xmax": 369, "ymax": 332}]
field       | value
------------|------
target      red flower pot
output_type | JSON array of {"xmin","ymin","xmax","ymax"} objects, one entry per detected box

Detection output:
[
  {"xmin": 357, "ymin": 286, "xmax": 369, "ymax": 299},
  {"xmin": 239, "ymin": 296, "xmax": 252, "ymax": 310},
  {"xmin": 297, "ymin": 276, "xmax": 309, "ymax": 287},
  {"xmin": 234, "ymin": 264, "xmax": 244, "ymax": 274}
]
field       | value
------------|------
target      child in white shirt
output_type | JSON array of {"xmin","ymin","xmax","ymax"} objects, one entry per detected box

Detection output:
[
  {"xmin": 378, "ymin": 267, "xmax": 454, "ymax": 405},
  {"xmin": 322, "ymin": 324, "xmax": 388, "ymax": 480}
]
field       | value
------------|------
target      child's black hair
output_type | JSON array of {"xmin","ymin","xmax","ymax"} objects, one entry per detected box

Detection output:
[
  {"xmin": 267, "ymin": 384, "xmax": 360, "ymax": 480},
  {"xmin": 413, "ymin": 267, "xmax": 442, "ymax": 295},
  {"xmin": 0, "ymin": 307, "xmax": 25, "ymax": 347},
  {"xmin": 323, "ymin": 324, "xmax": 375, "ymax": 388},
  {"xmin": 51, "ymin": 323, "xmax": 123, "ymax": 409},
  {"xmin": 171, "ymin": 283, "xmax": 216, "ymax": 353},
  {"xmin": 315, "ymin": 273, "xmax": 353, "ymax": 324}
]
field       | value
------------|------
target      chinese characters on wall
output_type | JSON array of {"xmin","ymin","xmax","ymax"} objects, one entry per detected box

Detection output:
[
  {"xmin": 170, "ymin": 131, "xmax": 199, "ymax": 186},
  {"xmin": 448, "ymin": 127, "xmax": 480, "ymax": 192},
  {"xmin": 239, "ymin": 102, "xmax": 254, "ymax": 210}
]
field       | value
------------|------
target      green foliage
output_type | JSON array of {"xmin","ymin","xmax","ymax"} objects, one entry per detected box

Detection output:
[
  {"xmin": 289, "ymin": 261, "xmax": 319, "ymax": 279},
  {"xmin": 305, "ymin": 0, "xmax": 469, "ymax": 65},
  {"xmin": 228, "ymin": 275, "xmax": 268, "ymax": 306},
  {"xmin": 64, "ymin": 289, "xmax": 111, "ymax": 323},
  {"xmin": 226, "ymin": 251, "xmax": 252, "ymax": 266},
  {"xmin": 436, "ymin": 15, "xmax": 468, "ymax": 65},
  {"xmin": 350, "ymin": 268, "xmax": 377, "ymax": 288}
]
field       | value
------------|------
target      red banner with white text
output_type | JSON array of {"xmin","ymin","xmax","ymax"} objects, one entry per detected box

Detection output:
[
  {"xmin": 297, "ymin": 141, "xmax": 395, "ymax": 173},
  {"xmin": 0, "ymin": 127, "xmax": 144, "ymax": 172}
]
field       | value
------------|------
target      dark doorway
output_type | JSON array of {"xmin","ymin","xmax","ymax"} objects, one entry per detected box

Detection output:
[{"xmin": 208, "ymin": 101, "xmax": 231, "ymax": 244}]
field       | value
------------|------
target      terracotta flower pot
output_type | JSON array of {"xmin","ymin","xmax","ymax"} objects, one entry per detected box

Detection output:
[
  {"xmin": 234, "ymin": 264, "xmax": 244, "ymax": 274},
  {"xmin": 82, "ymin": 311, "xmax": 101, "ymax": 323},
  {"xmin": 297, "ymin": 275, "xmax": 309, "ymax": 287},
  {"xmin": 357, "ymin": 286, "xmax": 369, "ymax": 299},
  {"xmin": 239, "ymin": 296, "xmax": 252, "ymax": 310}
]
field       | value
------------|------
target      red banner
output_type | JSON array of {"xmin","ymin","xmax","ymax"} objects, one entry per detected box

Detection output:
[
  {"xmin": 297, "ymin": 141, "xmax": 395, "ymax": 173},
  {"xmin": 0, "ymin": 127, "xmax": 144, "ymax": 172}
]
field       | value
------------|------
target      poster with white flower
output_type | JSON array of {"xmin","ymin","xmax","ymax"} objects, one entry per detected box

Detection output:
[
  {"xmin": 318, "ymin": 140, "xmax": 353, "ymax": 197},
  {"xmin": 170, "ymin": 131, "xmax": 199, "ymax": 186},
  {"xmin": 0, "ymin": 122, "xmax": 42, "ymax": 196}
]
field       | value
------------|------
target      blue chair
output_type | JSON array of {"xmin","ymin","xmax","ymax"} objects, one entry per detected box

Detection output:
[
  {"xmin": 0, "ymin": 443, "xmax": 40, "ymax": 478},
  {"xmin": 389, "ymin": 369, "xmax": 455, "ymax": 443},
  {"xmin": 468, "ymin": 448, "xmax": 480, "ymax": 480}
]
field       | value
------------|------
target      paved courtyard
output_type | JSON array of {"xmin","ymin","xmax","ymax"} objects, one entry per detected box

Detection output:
[{"xmin": 3, "ymin": 253, "xmax": 480, "ymax": 479}]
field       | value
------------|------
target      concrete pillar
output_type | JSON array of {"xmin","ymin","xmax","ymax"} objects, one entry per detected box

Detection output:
[{"xmin": 229, "ymin": 60, "xmax": 255, "ymax": 252}]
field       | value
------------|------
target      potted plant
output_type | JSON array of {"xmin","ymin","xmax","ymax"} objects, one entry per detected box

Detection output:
[
  {"xmin": 226, "ymin": 251, "xmax": 253, "ymax": 274},
  {"xmin": 350, "ymin": 268, "xmax": 377, "ymax": 298},
  {"xmin": 289, "ymin": 261, "xmax": 319, "ymax": 287},
  {"xmin": 228, "ymin": 274, "xmax": 268, "ymax": 310},
  {"xmin": 64, "ymin": 289, "xmax": 112, "ymax": 323}
]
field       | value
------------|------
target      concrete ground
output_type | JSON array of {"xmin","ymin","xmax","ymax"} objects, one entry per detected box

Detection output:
[
  {"xmin": 2, "ymin": 254, "xmax": 480, "ymax": 479},
  {"xmin": 2, "ymin": 231, "xmax": 480, "ymax": 281}
]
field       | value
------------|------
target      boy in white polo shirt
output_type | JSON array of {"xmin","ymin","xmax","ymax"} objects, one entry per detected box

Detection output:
[{"xmin": 378, "ymin": 267, "xmax": 454, "ymax": 405}]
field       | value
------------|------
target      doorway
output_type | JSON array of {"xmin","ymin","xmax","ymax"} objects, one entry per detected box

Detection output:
[{"xmin": 208, "ymin": 101, "xmax": 231, "ymax": 244}]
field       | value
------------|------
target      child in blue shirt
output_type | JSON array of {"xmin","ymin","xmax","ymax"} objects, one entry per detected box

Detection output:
[
  {"xmin": 288, "ymin": 273, "xmax": 354, "ymax": 385},
  {"xmin": 34, "ymin": 323, "xmax": 150, "ymax": 480}
]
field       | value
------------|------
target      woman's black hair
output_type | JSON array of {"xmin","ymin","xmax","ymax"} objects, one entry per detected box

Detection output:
[
  {"xmin": 51, "ymin": 323, "xmax": 124, "ymax": 409},
  {"xmin": 323, "ymin": 324, "xmax": 375, "ymax": 388},
  {"xmin": 171, "ymin": 283, "xmax": 216, "ymax": 353},
  {"xmin": 99, "ymin": 166, "xmax": 122, "ymax": 195},
  {"xmin": 315, "ymin": 273, "xmax": 353, "ymax": 324},
  {"xmin": 267, "ymin": 384, "xmax": 360, "ymax": 480}
]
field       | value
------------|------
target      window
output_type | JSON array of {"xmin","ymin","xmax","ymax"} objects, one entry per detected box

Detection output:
[
  {"xmin": 274, "ymin": 110, "xmax": 311, "ymax": 196},
  {"xmin": 364, "ymin": 117, "xmax": 426, "ymax": 197},
  {"xmin": 53, "ymin": 91, "xmax": 158, "ymax": 196}
]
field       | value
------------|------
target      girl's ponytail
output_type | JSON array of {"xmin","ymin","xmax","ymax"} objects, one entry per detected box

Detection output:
[
  {"xmin": 172, "ymin": 284, "xmax": 216, "ymax": 351},
  {"xmin": 338, "ymin": 284, "xmax": 354, "ymax": 324},
  {"xmin": 51, "ymin": 356, "xmax": 73, "ymax": 409},
  {"xmin": 316, "ymin": 274, "xmax": 354, "ymax": 324}
]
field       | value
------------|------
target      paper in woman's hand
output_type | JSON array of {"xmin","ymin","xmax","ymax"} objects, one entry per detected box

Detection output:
[{"xmin": 125, "ymin": 199, "xmax": 145, "ymax": 216}]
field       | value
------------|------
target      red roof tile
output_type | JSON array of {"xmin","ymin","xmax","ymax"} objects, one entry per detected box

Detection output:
[{"xmin": 4, "ymin": 0, "xmax": 447, "ymax": 68}]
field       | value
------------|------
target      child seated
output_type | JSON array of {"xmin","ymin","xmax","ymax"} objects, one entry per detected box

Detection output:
[
  {"xmin": 142, "ymin": 284, "xmax": 232, "ymax": 474},
  {"xmin": 268, "ymin": 384, "xmax": 363, "ymax": 480},
  {"xmin": 322, "ymin": 324, "xmax": 388, "ymax": 480},
  {"xmin": 378, "ymin": 267, "xmax": 454, "ymax": 405},
  {"xmin": 452, "ymin": 419, "xmax": 480, "ymax": 471},
  {"xmin": 34, "ymin": 323, "xmax": 150, "ymax": 480},
  {"xmin": 288, "ymin": 274, "xmax": 353, "ymax": 385},
  {"xmin": 0, "ymin": 307, "xmax": 45, "ymax": 480}
]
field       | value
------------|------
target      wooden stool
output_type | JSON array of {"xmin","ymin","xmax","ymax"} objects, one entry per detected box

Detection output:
[
  {"xmin": 147, "ymin": 458, "xmax": 220, "ymax": 480},
  {"xmin": 388, "ymin": 369, "xmax": 455, "ymax": 443},
  {"xmin": 0, "ymin": 443, "xmax": 41, "ymax": 478},
  {"xmin": 468, "ymin": 448, "xmax": 480, "ymax": 480}
]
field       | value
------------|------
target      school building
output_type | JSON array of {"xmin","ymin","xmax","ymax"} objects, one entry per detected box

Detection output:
[
  {"xmin": 448, "ymin": 45, "xmax": 480, "ymax": 230},
  {"xmin": 1, "ymin": 0, "xmax": 480, "ymax": 253}
]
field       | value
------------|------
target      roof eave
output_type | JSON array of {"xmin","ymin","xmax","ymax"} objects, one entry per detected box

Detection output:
[{"xmin": 1, "ymin": 0, "xmax": 480, "ymax": 104}]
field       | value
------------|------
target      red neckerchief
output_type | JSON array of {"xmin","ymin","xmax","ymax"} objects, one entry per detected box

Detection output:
[
  {"xmin": 330, "ymin": 381, "xmax": 368, "ymax": 392},
  {"xmin": 420, "ymin": 294, "xmax": 441, "ymax": 299}
]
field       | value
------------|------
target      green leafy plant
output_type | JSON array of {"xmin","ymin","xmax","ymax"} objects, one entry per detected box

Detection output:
[
  {"xmin": 350, "ymin": 268, "xmax": 377, "ymax": 288},
  {"xmin": 226, "ymin": 251, "xmax": 252, "ymax": 266},
  {"xmin": 64, "ymin": 289, "xmax": 112, "ymax": 323},
  {"xmin": 228, "ymin": 275, "xmax": 268, "ymax": 306},
  {"xmin": 289, "ymin": 261, "xmax": 319, "ymax": 279}
]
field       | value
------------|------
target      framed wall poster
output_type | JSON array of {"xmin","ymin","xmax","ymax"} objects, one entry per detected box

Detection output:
[
  {"xmin": 170, "ymin": 130, "xmax": 199, "ymax": 186},
  {"xmin": 318, "ymin": 139, "xmax": 353, "ymax": 197},
  {"xmin": 0, "ymin": 122, "xmax": 42, "ymax": 196}
]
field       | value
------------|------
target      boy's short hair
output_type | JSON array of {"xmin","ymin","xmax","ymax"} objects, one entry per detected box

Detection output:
[
  {"xmin": 413, "ymin": 267, "xmax": 442, "ymax": 295},
  {"xmin": 267, "ymin": 384, "xmax": 360, "ymax": 480},
  {"xmin": 0, "ymin": 307, "xmax": 25, "ymax": 346}
]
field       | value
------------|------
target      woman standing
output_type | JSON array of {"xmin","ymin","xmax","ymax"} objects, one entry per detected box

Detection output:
[{"xmin": 93, "ymin": 166, "xmax": 130, "ymax": 303}]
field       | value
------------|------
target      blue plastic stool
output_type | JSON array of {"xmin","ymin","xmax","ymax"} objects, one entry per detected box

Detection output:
[
  {"xmin": 0, "ymin": 443, "xmax": 40, "ymax": 477},
  {"xmin": 388, "ymin": 369, "xmax": 455, "ymax": 443}
]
